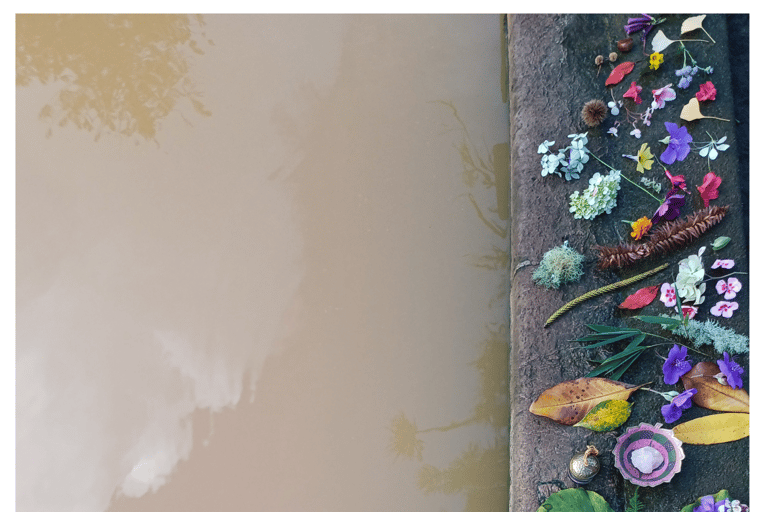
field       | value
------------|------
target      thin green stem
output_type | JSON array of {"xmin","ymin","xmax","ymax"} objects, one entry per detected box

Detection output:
[{"xmin": 587, "ymin": 149, "xmax": 663, "ymax": 204}]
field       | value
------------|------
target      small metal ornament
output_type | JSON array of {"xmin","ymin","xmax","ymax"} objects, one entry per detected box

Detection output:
[{"xmin": 568, "ymin": 445, "xmax": 601, "ymax": 485}]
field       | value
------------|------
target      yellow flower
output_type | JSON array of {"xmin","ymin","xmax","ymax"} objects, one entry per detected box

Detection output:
[
  {"xmin": 630, "ymin": 216, "xmax": 653, "ymax": 240},
  {"xmin": 636, "ymin": 142, "xmax": 654, "ymax": 173},
  {"xmin": 649, "ymin": 52, "xmax": 664, "ymax": 70}
]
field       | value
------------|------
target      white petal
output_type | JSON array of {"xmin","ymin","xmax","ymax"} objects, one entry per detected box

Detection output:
[
  {"xmin": 699, "ymin": 146, "xmax": 710, "ymax": 157},
  {"xmin": 709, "ymin": 148, "xmax": 718, "ymax": 160},
  {"xmin": 717, "ymin": 136, "xmax": 728, "ymax": 144},
  {"xmin": 716, "ymin": 144, "xmax": 729, "ymax": 151},
  {"xmin": 652, "ymin": 30, "xmax": 675, "ymax": 53}
]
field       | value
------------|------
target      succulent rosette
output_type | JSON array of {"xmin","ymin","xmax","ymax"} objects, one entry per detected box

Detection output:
[{"xmin": 613, "ymin": 422, "xmax": 684, "ymax": 487}]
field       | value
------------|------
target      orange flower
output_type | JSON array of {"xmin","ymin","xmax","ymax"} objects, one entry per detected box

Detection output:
[{"xmin": 630, "ymin": 216, "xmax": 653, "ymax": 240}]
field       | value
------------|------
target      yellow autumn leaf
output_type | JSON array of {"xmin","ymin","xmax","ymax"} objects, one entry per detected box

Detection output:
[
  {"xmin": 573, "ymin": 399, "xmax": 632, "ymax": 432},
  {"xmin": 672, "ymin": 413, "xmax": 749, "ymax": 444},
  {"xmin": 680, "ymin": 97, "xmax": 730, "ymax": 122}
]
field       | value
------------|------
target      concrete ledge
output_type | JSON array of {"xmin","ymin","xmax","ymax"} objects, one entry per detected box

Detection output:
[{"xmin": 507, "ymin": 14, "xmax": 749, "ymax": 512}]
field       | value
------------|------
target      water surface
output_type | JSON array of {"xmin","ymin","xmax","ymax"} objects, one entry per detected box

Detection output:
[{"xmin": 16, "ymin": 14, "xmax": 510, "ymax": 512}]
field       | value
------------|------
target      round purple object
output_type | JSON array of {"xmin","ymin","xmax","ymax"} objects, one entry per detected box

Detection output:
[{"xmin": 613, "ymin": 422, "xmax": 685, "ymax": 487}]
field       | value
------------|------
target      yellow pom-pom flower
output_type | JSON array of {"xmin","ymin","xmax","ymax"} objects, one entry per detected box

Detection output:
[{"xmin": 649, "ymin": 52, "xmax": 664, "ymax": 70}]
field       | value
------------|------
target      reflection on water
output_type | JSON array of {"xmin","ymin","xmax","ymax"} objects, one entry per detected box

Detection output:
[
  {"xmin": 16, "ymin": 14, "xmax": 212, "ymax": 141},
  {"xmin": 17, "ymin": 14, "xmax": 509, "ymax": 512}
]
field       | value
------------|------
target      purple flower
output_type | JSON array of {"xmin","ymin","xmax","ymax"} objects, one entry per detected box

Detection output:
[
  {"xmin": 694, "ymin": 495, "xmax": 716, "ymax": 512},
  {"xmin": 678, "ymin": 75, "xmax": 692, "ymax": 89},
  {"xmin": 661, "ymin": 122, "xmax": 693, "ymax": 165},
  {"xmin": 625, "ymin": 14, "xmax": 655, "ymax": 40},
  {"xmin": 662, "ymin": 344, "xmax": 692, "ymax": 385},
  {"xmin": 652, "ymin": 188, "xmax": 686, "ymax": 224},
  {"xmin": 661, "ymin": 388, "xmax": 697, "ymax": 423},
  {"xmin": 717, "ymin": 352, "xmax": 744, "ymax": 389}
]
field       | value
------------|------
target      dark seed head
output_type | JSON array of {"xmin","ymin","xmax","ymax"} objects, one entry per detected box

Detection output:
[
  {"xmin": 581, "ymin": 99, "xmax": 608, "ymax": 127},
  {"xmin": 617, "ymin": 38, "xmax": 634, "ymax": 52}
]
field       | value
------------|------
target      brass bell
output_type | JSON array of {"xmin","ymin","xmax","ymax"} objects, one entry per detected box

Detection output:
[{"xmin": 568, "ymin": 446, "xmax": 600, "ymax": 485}]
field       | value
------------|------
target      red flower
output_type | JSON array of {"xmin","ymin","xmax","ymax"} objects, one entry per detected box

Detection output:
[
  {"xmin": 697, "ymin": 171, "xmax": 722, "ymax": 207},
  {"xmin": 664, "ymin": 168, "xmax": 688, "ymax": 192},
  {"xmin": 695, "ymin": 81, "xmax": 717, "ymax": 102},
  {"xmin": 623, "ymin": 81, "xmax": 643, "ymax": 104}
]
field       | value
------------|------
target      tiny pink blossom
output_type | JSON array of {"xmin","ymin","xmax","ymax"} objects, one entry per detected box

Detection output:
[
  {"xmin": 651, "ymin": 84, "xmax": 676, "ymax": 109},
  {"xmin": 716, "ymin": 277, "xmax": 742, "ymax": 300},
  {"xmin": 630, "ymin": 128, "xmax": 642, "ymax": 138},
  {"xmin": 711, "ymin": 259, "xmax": 735, "ymax": 269},
  {"xmin": 623, "ymin": 81, "xmax": 643, "ymax": 104},
  {"xmin": 681, "ymin": 305, "xmax": 698, "ymax": 319},
  {"xmin": 710, "ymin": 301, "xmax": 738, "ymax": 318},
  {"xmin": 660, "ymin": 283, "xmax": 676, "ymax": 307}
]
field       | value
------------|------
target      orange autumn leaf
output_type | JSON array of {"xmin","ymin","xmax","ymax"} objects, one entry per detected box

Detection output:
[
  {"xmin": 605, "ymin": 61, "xmax": 634, "ymax": 86},
  {"xmin": 681, "ymin": 361, "xmax": 749, "ymax": 413},
  {"xmin": 529, "ymin": 377, "xmax": 647, "ymax": 426},
  {"xmin": 618, "ymin": 285, "xmax": 660, "ymax": 310}
]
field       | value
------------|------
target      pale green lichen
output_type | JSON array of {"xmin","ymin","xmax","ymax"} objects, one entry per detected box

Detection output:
[
  {"xmin": 532, "ymin": 241, "xmax": 585, "ymax": 289},
  {"xmin": 660, "ymin": 316, "xmax": 749, "ymax": 354}
]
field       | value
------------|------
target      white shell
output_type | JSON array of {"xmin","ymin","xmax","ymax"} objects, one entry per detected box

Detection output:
[{"xmin": 630, "ymin": 446, "xmax": 664, "ymax": 474}]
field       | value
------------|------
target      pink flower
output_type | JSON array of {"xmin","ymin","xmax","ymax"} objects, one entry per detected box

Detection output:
[
  {"xmin": 716, "ymin": 277, "xmax": 742, "ymax": 300},
  {"xmin": 710, "ymin": 301, "xmax": 738, "ymax": 318},
  {"xmin": 660, "ymin": 283, "xmax": 677, "ymax": 307},
  {"xmin": 711, "ymin": 259, "xmax": 735, "ymax": 269},
  {"xmin": 664, "ymin": 168, "xmax": 688, "ymax": 192},
  {"xmin": 681, "ymin": 305, "xmax": 698, "ymax": 319},
  {"xmin": 651, "ymin": 84, "xmax": 676, "ymax": 109},
  {"xmin": 697, "ymin": 172, "xmax": 722, "ymax": 208},
  {"xmin": 696, "ymin": 81, "xmax": 717, "ymax": 102},
  {"xmin": 623, "ymin": 81, "xmax": 643, "ymax": 104}
]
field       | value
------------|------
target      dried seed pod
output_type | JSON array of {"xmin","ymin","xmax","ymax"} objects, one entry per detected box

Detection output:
[
  {"xmin": 581, "ymin": 99, "xmax": 608, "ymax": 127},
  {"xmin": 609, "ymin": 52, "xmax": 618, "ymax": 62},
  {"xmin": 617, "ymin": 38, "xmax": 634, "ymax": 52},
  {"xmin": 595, "ymin": 55, "xmax": 604, "ymax": 66}
]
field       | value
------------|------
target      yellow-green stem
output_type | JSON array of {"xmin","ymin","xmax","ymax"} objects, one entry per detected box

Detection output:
[{"xmin": 545, "ymin": 263, "xmax": 669, "ymax": 327}]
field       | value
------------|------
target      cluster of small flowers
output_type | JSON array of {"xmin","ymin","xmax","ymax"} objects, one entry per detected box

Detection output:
[
  {"xmin": 675, "ymin": 64, "xmax": 713, "ymax": 89},
  {"xmin": 693, "ymin": 495, "xmax": 748, "ymax": 512},
  {"xmin": 568, "ymin": 169, "xmax": 621, "ymax": 220},
  {"xmin": 640, "ymin": 176, "xmax": 662, "ymax": 193},
  {"xmin": 537, "ymin": 133, "xmax": 589, "ymax": 181}
]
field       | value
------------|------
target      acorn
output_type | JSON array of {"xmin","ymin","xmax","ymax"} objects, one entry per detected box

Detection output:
[
  {"xmin": 568, "ymin": 446, "xmax": 601, "ymax": 485},
  {"xmin": 617, "ymin": 38, "xmax": 634, "ymax": 52}
]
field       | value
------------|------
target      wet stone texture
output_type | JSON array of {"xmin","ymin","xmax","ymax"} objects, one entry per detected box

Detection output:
[{"xmin": 507, "ymin": 14, "xmax": 748, "ymax": 512}]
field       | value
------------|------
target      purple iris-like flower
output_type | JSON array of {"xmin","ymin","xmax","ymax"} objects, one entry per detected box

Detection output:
[
  {"xmin": 662, "ymin": 344, "xmax": 692, "ymax": 385},
  {"xmin": 625, "ymin": 14, "xmax": 655, "ymax": 40},
  {"xmin": 717, "ymin": 352, "xmax": 745, "ymax": 389},
  {"xmin": 661, "ymin": 388, "xmax": 697, "ymax": 423},
  {"xmin": 661, "ymin": 122, "xmax": 693, "ymax": 165},
  {"xmin": 693, "ymin": 495, "xmax": 716, "ymax": 512},
  {"xmin": 652, "ymin": 188, "xmax": 686, "ymax": 224}
]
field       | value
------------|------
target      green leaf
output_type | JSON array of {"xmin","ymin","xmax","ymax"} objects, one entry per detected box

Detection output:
[
  {"xmin": 711, "ymin": 236, "xmax": 731, "ymax": 251},
  {"xmin": 608, "ymin": 350, "xmax": 644, "ymax": 381},
  {"xmin": 586, "ymin": 324, "xmax": 632, "ymax": 333},
  {"xmin": 680, "ymin": 490, "xmax": 730, "ymax": 512},
  {"xmin": 573, "ymin": 400, "xmax": 632, "ymax": 432},
  {"xmin": 536, "ymin": 488, "xmax": 616, "ymax": 512},
  {"xmin": 632, "ymin": 316, "xmax": 681, "ymax": 326},
  {"xmin": 577, "ymin": 332, "xmax": 639, "ymax": 349},
  {"xmin": 626, "ymin": 486, "xmax": 644, "ymax": 512}
]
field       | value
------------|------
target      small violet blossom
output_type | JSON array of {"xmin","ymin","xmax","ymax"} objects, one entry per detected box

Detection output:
[
  {"xmin": 711, "ymin": 259, "xmax": 735, "ymax": 269},
  {"xmin": 651, "ymin": 84, "xmax": 676, "ymax": 109},
  {"xmin": 652, "ymin": 188, "xmax": 686, "ymax": 224},
  {"xmin": 661, "ymin": 388, "xmax": 697, "ymax": 423},
  {"xmin": 710, "ymin": 301, "xmax": 738, "ymax": 318},
  {"xmin": 716, "ymin": 277, "xmax": 742, "ymax": 300},
  {"xmin": 659, "ymin": 282, "xmax": 677, "ymax": 307},
  {"xmin": 623, "ymin": 81, "xmax": 643, "ymax": 104},
  {"xmin": 694, "ymin": 496, "xmax": 716, "ymax": 512},
  {"xmin": 662, "ymin": 344, "xmax": 692, "ymax": 385},
  {"xmin": 717, "ymin": 352, "xmax": 744, "ymax": 389},
  {"xmin": 660, "ymin": 122, "xmax": 693, "ymax": 165}
]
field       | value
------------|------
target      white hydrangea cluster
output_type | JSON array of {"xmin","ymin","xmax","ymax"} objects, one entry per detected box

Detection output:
[{"xmin": 568, "ymin": 169, "xmax": 622, "ymax": 220}]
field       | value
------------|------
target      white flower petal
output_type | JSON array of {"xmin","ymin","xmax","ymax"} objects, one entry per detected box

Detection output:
[
  {"xmin": 699, "ymin": 146, "xmax": 710, "ymax": 157},
  {"xmin": 709, "ymin": 148, "xmax": 718, "ymax": 160}
]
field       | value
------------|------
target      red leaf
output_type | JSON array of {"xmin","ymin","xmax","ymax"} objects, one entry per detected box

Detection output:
[
  {"xmin": 697, "ymin": 171, "xmax": 722, "ymax": 207},
  {"xmin": 618, "ymin": 285, "xmax": 660, "ymax": 310},
  {"xmin": 605, "ymin": 61, "xmax": 635, "ymax": 86}
]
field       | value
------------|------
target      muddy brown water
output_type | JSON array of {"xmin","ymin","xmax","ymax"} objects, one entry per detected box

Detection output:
[{"xmin": 16, "ymin": 14, "xmax": 511, "ymax": 512}]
